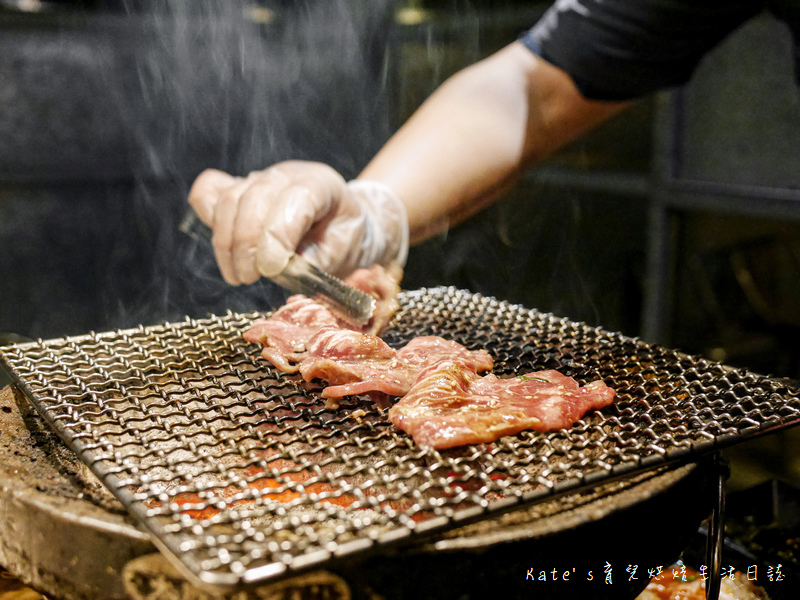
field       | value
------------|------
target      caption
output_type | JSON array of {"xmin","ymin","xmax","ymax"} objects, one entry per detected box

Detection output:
[{"xmin": 525, "ymin": 563, "xmax": 786, "ymax": 584}]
